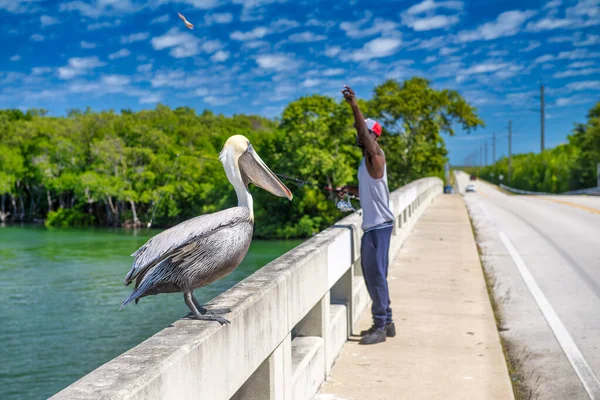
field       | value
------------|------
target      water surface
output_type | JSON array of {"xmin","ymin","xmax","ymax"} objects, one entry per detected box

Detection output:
[{"xmin": 0, "ymin": 225, "xmax": 301, "ymax": 399}]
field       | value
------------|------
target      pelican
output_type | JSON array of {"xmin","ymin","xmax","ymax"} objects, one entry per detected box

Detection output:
[{"xmin": 121, "ymin": 135, "xmax": 292, "ymax": 324}]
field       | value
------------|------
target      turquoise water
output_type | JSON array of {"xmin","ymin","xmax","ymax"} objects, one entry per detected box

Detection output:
[{"xmin": 0, "ymin": 225, "xmax": 302, "ymax": 400}]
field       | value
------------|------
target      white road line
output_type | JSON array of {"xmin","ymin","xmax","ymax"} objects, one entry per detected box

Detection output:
[{"xmin": 499, "ymin": 232, "xmax": 600, "ymax": 399}]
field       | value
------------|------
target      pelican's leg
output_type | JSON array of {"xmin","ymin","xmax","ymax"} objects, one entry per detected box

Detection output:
[
  {"xmin": 192, "ymin": 293, "xmax": 231, "ymax": 315},
  {"xmin": 184, "ymin": 292, "xmax": 230, "ymax": 325}
]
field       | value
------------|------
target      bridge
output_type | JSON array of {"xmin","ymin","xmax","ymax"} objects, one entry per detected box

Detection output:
[{"xmin": 51, "ymin": 173, "xmax": 600, "ymax": 399}]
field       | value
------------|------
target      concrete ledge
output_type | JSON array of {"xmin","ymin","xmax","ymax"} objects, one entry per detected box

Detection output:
[
  {"xmin": 291, "ymin": 337, "xmax": 325, "ymax": 400},
  {"xmin": 327, "ymin": 304, "xmax": 348, "ymax": 371},
  {"xmin": 51, "ymin": 177, "xmax": 443, "ymax": 400}
]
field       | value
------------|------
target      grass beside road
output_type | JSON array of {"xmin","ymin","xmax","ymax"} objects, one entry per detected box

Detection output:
[{"xmin": 469, "ymin": 214, "xmax": 540, "ymax": 400}]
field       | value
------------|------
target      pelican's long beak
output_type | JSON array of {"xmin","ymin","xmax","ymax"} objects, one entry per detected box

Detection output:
[{"xmin": 238, "ymin": 144, "xmax": 293, "ymax": 200}]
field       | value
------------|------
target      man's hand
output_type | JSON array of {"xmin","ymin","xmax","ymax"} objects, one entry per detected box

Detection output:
[
  {"xmin": 341, "ymin": 85, "xmax": 357, "ymax": 106},
  {"xmin": 335, "ymin": 185, "xmax": 359, "ymax": 199}
]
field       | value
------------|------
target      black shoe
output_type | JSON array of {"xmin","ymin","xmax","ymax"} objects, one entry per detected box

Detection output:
[
  {"xmin": 386, "ymin": 322, "xmax": 396, "ymax": 337},
  {"xmin": 360, "ymin": 322, "xmax": 396, "ymax": 337},
  {"xmin": 359, "ymin": 328, "xmax": 386, "ymax": 345}
]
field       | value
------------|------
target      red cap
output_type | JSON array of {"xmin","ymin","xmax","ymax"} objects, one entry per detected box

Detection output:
[{"xmin": 365, "ymin": 118, "xmax": 382, "ymax": 136}]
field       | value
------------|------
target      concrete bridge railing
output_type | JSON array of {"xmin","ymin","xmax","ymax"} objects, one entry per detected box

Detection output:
[{"xmin": 52, "ymin": 177, "xmax": 443, "ymax": 400}]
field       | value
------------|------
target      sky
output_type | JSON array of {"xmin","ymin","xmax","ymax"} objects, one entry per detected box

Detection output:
[{"xmin": 0, "ymin": 0, "xmax": 599, "ymax": 165}]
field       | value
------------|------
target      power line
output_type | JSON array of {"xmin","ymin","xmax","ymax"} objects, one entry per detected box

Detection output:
[
  {"xmin": 508, "ymin": 120, "xmax": 512, "ymax": 182},
  {"xmin": 541, "ymin": 84, "xmax": 545, "ymax": 152},
  {"xmin": 492, "ymin": 132, "xmax": 496, "ymax": 164},
  {"xmin": 485, "ymin": 140, "xmax": 488, "ymax": 166}
]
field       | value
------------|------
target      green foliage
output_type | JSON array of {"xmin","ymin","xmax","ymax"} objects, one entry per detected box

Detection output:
[
  {"xmin": 45, "ymin": 208, "xmax": 94, "ymax": 228},
  {"xmin": 370, "ymin": 78, "xmax": 484, "ymax": 188},
  {"xmin": 477, "ymin": 100, "xmax": 599, "ymax": 193},
  {"xmin": 0, "ymin": 79, "xmax": 483, "ymax": 237}
]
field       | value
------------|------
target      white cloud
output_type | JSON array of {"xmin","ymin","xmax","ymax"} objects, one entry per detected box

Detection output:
[
  {"xmin": 567, "ymin": 61, "xmax": 595, "ymax": 68},
  {"xmin": 40, "ymin": 15, "xmax": 59, "ymax": 26},
  {"xmin": 231, "ymin": 19, "xmax": 298, "ymax": 41},
  {"xmin": 302, "ymin": 78, "xmax": 321, "ymax": 88},
  {"xmin": 121, "ymin": 32, "xmax": 150, "ymax": 44},
  {"xmin": 402, "ymin": 0, "xmax": 463, "ymax": 31},
  {"xmin": 347, "ymin": 37, "xmax": 402, "ymax": 62},
  {"xmin": 57, "ymin": 56, "xmax": 106, "ymax": 79},
  {"xmin": 288, "ymin": 32, "xmax": 326, "ymax": 42},
  {"xmin": 150, "ymin": 14, "xmax": 169, "ymax": 24},
  {"xmin": 526, "ymin": 0, "xmax": 600, "ymax": 32},
  {"xmin": 30, "ymin": 34, "xmax": 45, "ymax": 41},
  {"xmin": 170, "ymin": 0, "xmax": 220, "ymax": 10},
  {"xmin": 59, "ymin": 0, "xmax": 139, "ymax": 18},
  {"xmin": 68, "ymin": 74, "xmax": 131, "ymax": 94},
  {"xmin": 306, "ymin": 18, "xmax": 335, "ymax": 29},
  {"xmin": 204, "ymin": 95, "xmax": 234, "ymax": 106},
  {"xmin": 440, "ymin": 46, "xmax": 459, "ymax": 56},
  {"xmin": 152, "ymin": 28, "xmax": 209, "ymax": 58},
  {"xmin": 544, "ymin": 0, "xmax": 562, "ymax": 9},
  {"xmin": 151, "ymin": 70, "xmax": 186, "ymax": 88},
  {"xmin": 211, "ymin": 50, "xmax": 230, "ymax": 62},
  {"xmin": 457, "ymin": 10, "xmax": 536, "ymax": 42},
  {"xmin": 553, "ymin": 68, "xmax": 600, "ymax": 78},
  {"xmin": 102, "ymin": 74, "xmax": 130, "ymax": 86},
  {"xmin": 555, "ymin": 95, "xmax": 593, "ymax": 106},
  {"xmin": 576, "ymin": 34, "xmax": 600, "ymax": 46},
  {"xmin": 408, "ymin": 15, "xmax": 460, "ymax": 31},
  {"xmin": 414, "ymin": 36, "xmax": 446, "ymax": 49},
  {"xmin": 32, "ymin": 67, "xmax": 53, "ymax": 75},
  {"xmin": 10, "ymin": 55, "xmax": 21, "ymax": 62},
  {"xmin": 0, "ymin": 0, "xmax": 42, "ymax": 13},
  {"xmin": 405, "ymin": 0, "xmax": 463, "ymax": 15},
  {"xmin": 488, "ymin": 49, "xmax": 509, "ymax": 57},
  {"xmin": 535, "ymin": 54, "xmax": 555, "ymax": 63},
  {"xmin": 256, "ymin": 54, "xmax": 296, "ymax": 71},
  {"xmin": 202, "ymin": 40, "xmax": 223, "ymax": 53},
  {"xmin": 87, "ymin": 20, "xmax": 121, "ymax": 30},
  {"xmin": 520, "ymin": 41, "xmax": 540, "ymax": 52},
  {"xmin": 322, "ymin": 68, "xmax": 344, "ymax": 76},
  {"xmin": 566, "ymin": 80, "xmax": 600, "ymax": 91},
  {"xmin": 324, "ymin": 46, "xmax": 341, "ymax": 57},
  {"xmin": 243, "ymin": 40, "xmax": 270, "ymax": 50},
  {"xmin": 231, "ymin": 26, "xmax": 269, "ymax": 41},
  {"xmin": 205, "ymin": 12, "xmax": 233, "ymax": 24},
  {"xmin": 137, "ymin": 63, "xmax": 153, "ymax": 73},
  {"xmin": 424, "ymin": 55, "xmax": 437, "ymax": 63},
  {"xmin": 537, "ymin": 49, "xmax": 600, "ymax": 65},
  {"xmin": 109, "ymin": 48, "xmax": 131, "ymax": 60},
  {"xmin": 139, "ymin": 93, "xmax": 161, "ymax": 104},
  {"xmin": 81, "ymin": 40, "xmax": 97, "ymax": 49},
  {"xmin": 340, "ymin": 12, "xmax": 399, "ymax": 38}
]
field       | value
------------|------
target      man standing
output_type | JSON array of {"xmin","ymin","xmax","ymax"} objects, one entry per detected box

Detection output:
[{"xmin": 340, "ymin": 85, "xmax": 395, "ymax": 345}]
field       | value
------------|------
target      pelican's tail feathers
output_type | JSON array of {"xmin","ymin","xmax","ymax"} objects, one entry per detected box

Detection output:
[{"xmin": 120, "ymin": 286, "xmax": 147, "ymax": 310}]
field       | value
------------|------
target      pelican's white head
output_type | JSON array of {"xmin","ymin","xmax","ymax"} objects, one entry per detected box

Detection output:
[{"xmin": 219, "ymin": 135, "xmax": 292, "ymax": 211}]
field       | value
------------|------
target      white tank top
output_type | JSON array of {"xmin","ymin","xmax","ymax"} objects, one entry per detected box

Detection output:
[{"xmin": 358, "ymin": 156, "xmax": 394, "ymax": 231}]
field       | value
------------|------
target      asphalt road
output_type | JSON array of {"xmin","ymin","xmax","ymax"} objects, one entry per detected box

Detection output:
[{"xmin": 456, "ymin": 172, "xmax": 600, "ymax": 399}]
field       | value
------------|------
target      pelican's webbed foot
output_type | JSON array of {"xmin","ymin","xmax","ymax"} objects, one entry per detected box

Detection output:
[
  {"xmin": 192, "ymin": 294, "xmax": 231, "ymax": 315},
  {"xmin": 184, "ymin": 292, "xmax": 230, "ymax": 325}
]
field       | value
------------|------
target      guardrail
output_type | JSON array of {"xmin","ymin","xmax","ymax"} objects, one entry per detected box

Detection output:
[
  {"xmin": 52, "ymin": 177, "xmax": 443, "ymax": 400},
  {"xmin": 499, "ymin": 183, "xmax": 600, "ymax": 196}
]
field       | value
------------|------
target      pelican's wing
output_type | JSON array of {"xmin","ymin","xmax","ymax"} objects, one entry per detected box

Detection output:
[{"xmin": 124, "ymin": 207, "xmax": 250, "ymax": 284}]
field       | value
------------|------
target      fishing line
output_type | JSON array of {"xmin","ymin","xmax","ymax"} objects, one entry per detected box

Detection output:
[{"xmin": 146, "ymin": 151, "xmax": 359, "ymax": 229}]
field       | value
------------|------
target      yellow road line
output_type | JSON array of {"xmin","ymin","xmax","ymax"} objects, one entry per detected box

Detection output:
[{"xmin": 534, "ymin": 196, "xmax": 600, "ymax": 215}]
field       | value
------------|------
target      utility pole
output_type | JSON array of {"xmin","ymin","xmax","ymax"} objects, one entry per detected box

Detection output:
[
  {"xmin": 541, "ymin": 84, "xmax": 545, "ymax": 152},
  {"xmin": 492, "ymin": 132, "xmax": 496, "ymax": 164},
  {"xmin": 508, "ymin": 120, "xmax": 512, "ymax": 182},
  {"xmin": 479, "ymin": 145, "xmax": 483, "ymax": 168},
  {"xmin": 485, "ymin": 140, "xmax": 488, "ymax": 166}
]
